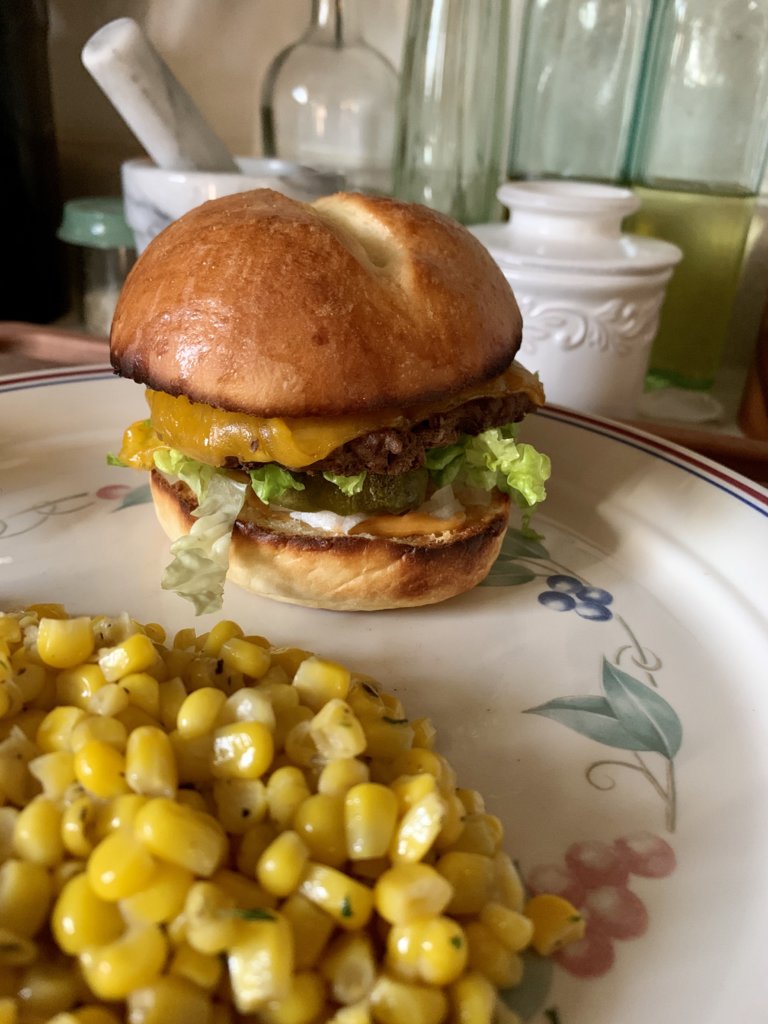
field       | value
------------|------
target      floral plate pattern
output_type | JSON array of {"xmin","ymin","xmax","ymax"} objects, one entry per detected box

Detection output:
[{"xmin": 1, "ymin": 367, "xmax": 767, "ymax": 1023}]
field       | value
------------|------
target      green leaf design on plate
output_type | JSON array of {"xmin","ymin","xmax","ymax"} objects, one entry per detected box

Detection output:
[
  {"xmin": 115, "ymin": 484, "xmax": 152, "ymax": 511},
  {"xmin": 500, "ymin": 950, "xmax": 554, "ymax": 1020},
  {"xmin": 499, "ymin": 528, "xmax": 550, "ymax": 560},
  {"xmin": 482, "ymin": 528, "xmax": 550, "ymax": 586},
  {"xmin": 480, "ymin": 563, "xmax": 536, "ymax": 587},
  {"xmin": 525, "ymin": 663, "xmax": 683, "ymax": 760},
  {"xmin": 601, "ymin": 658, "xmax": 682, "ymax": 759},
  {"xmin": 524, "ymin": 694, "xmax": 653, "ymax": 750}
]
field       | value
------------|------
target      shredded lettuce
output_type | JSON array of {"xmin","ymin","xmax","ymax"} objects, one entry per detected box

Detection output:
[
  {"xmin": 245, "ymin": 464, "xmax": 366, "ymax": 503},
  {"xmin": 249, "ymin": 465, "xmax": 305, "ymax": 504},
  {"xmin": 425, "ymin": 425, "xmax": 550, "ymax": 510},
  {"xmin": 154, "ymin": 448, "xmax": 216, "ymax": 502},
  {"xmin": 423, "ymin": 443, "xmax": 465, "ymax": 482},
  {"xmin": 322, "ymin": 471, "xmax": 366, "ymax": 496},
  {"xmin": 153, "ymin": 450, "xmax": 246, "ymax": 615},
  {"xmin": 149, "ymin": 425, "xmax": 549, "ymax": 613}
]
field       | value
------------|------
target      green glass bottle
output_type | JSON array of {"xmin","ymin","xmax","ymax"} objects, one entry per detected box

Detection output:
[
  {"xmin": 393, "ymin": 0, "xmax": 510, "ymax": 224},
  {"xmin": 626, "ymin": 0, "xmax": 768, "ymax": 413},
  {"xmin": 508, "ymin": 0, "xmax": 654, "ymax": 184}
]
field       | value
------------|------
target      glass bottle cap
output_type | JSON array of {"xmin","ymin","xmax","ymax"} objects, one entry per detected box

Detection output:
[{"xmin": 57, "ymin": 198, "xmax": 136, "ymax": 250}]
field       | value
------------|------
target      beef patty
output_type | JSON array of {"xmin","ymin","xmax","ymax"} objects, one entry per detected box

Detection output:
[{"xmin": 225, "ymin": 391, "xmax": 538, "ymax": 477}]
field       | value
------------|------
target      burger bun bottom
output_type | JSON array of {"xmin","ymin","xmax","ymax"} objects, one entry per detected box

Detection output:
[{"xmin": 150, "ymin": 471, "xmax": 510, "ymax": 612}]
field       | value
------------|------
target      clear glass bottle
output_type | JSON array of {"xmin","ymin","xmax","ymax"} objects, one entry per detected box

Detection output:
[
  {"xmin": 626, "ymin": 0, "xmax": 768, "ymax": 416},
  {"xmin": 508, "ymin": 0, "xmax": 654, "ymax": 183},
  {"xmin": 392, "ymin": 0, "xmax": 510, "ymax": 225},
  {"xmin": 260, "ymin": 0, "xmax": 398, "ymax": 195}
]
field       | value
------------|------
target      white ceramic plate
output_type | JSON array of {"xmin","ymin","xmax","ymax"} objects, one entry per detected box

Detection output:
[{"xmin": 2, "ymin": 367, "xmax": 768, "ymax": 1023}]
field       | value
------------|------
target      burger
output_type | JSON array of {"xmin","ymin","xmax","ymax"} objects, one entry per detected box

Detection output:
[{"xmin": 110, "ymin": 189, "xmax": 550, "ymax": 613}]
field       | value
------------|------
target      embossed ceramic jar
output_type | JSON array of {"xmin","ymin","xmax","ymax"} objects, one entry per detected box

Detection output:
[{"xmin": 470, "ymin": 181, "xmax": 681, "ymax": 419}]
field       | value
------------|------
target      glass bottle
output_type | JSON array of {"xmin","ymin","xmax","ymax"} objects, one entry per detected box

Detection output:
[
  {"xmin": 508, "ymin": 0, "xmax": 654, "ymax": 183},
  {"xmin": 393, "ymin": 0, "xmax": 510, "ymax": 225},
  {"xmin": 626, "ymin": 0, "xmax": 768, "ymax": 418},
  {"xmin": 260, "ymin": 0, "xmax": 398, "ymax": 195},
  {"xmin": 57, "ymin": 198, "xmax": 137, "ymax": 338}
]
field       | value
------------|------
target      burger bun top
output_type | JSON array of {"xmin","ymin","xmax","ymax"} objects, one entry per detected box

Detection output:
[{"xmin": 110, "ymin": 189, "xmax": 523, "ymax": 418}]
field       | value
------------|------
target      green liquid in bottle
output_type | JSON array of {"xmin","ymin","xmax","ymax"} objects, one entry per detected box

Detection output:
[{"xmin": 625, "ymin": 187, "xmax": 755, "ymax": 391}]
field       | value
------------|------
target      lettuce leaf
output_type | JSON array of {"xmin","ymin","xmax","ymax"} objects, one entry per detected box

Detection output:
[
  {"xmin": 248, "ymin": 465, "xmax": 366, "ymax": 503},
  {"xmin": 322, "ymin": 471, "xmax": 366, "ymax": 496},
  {"xmin": 423, "ymin": 442, "xmax": 465, "ymax": 485},
  {"xmin": 249, "ymin": 464, "xmax": 305, "ymax": 504},
  {"xmin": 154, "ymin": 448, "xmax": 216, "ymax": 502},
  {"xmin": 425, "ymin": 425, "xmax": 550, "ymax": 510},
  {"xmin": 150, "ymin": 424, "xmax": 549, "ymax": 613},
  {"xmin": 154, "ymin": 450, "xmax": 246, "ymax": 615}
]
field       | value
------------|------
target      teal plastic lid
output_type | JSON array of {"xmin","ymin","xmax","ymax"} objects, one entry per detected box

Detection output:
[{"xmin": 57, "ymin": 197, "xmax": 136, "ymax": 250}]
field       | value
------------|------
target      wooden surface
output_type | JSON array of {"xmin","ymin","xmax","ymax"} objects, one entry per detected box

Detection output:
[
  {"xmin": 625, "ymin": 418, "xmax": 768, "ymax": 486},
  {"xmin": 0, "ymin": 321, "xmax": 110, "ymax": 375}
]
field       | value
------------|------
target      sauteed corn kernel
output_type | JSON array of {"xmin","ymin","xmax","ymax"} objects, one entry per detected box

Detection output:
[{"xmin": 0, "ymin": 607, "xmax": 584, "ymax": 1023}]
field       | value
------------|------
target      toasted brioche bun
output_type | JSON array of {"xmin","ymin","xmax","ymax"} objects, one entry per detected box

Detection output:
[
  {"xmin": 110, "ymin": 189, "xmax": 523, "ymax": 418},
  {"xmin": 150, "ymin": 471, "xmax": 510, "ymax": 611}
]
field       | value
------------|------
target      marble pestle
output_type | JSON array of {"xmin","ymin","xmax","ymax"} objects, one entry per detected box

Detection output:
[{"xmin": 82, "ymin": 17, "xmax": 239, "ymax": 173}]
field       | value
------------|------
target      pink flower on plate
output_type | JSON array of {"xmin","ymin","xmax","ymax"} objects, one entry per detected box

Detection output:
[
  {"xmin": 96, "ymin": 484, "xmax": 132, "ymax": 501},
  {"xmin": 526, "ymin": 862, "xmax": 586, "ymax": 908},
  {"xmin": 95, "ymin": 482, "xmax": 152, "ymax": 511},
  {"xmin": 554, "ymin": 919, "xmax": 615, "ymax": 978},
  {"xmin": 614, "ymin": 831, "xmax": 677, "ymax": 878},
  {"xmin": 565, "ymin": 839, "xmax": 631, "ymax": 889},
  {"xmin": 527, "ymin": 830, "xmax": 676, "ymax": 983},
  {"xmin": 583, "ymin": 885, "xmax": 649, "ymax": 940}
]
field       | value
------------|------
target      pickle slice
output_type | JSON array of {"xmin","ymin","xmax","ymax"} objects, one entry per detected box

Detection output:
[{"xmin": 277, "ymin": 471, "xmax": 428, "ymax": 515}]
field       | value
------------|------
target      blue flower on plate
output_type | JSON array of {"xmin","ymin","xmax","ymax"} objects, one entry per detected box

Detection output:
[{"xmin": 538, "ymin": 574, "xmax": 614, "ymax": 621}]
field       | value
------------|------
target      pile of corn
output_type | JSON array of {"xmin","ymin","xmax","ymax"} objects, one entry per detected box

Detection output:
[{"xmin": 0, "ymin": 605, "xmax": 583, "ymax": 1024}]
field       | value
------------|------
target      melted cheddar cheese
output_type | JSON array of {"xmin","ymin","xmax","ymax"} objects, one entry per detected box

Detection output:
[
  {"xmin": 118, "ymin": 419, "xmax": 165, "ymax": 470},
  {"xmin": 122, "ymin": 362, "xmax": 544, "ymax": 471}
]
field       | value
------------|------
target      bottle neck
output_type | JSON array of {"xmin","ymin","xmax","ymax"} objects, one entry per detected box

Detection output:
[{"xmin": 308, "ymin": 0, "xmax": 363, "ymax": 45}]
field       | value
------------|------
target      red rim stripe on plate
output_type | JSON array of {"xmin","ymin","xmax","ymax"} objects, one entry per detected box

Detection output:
[
  {"xmin": 541, "ymin": 404, "xmax": 768, "ymax": 511},
  {"xmin": 0, "ymin": 365, "xmax": 112, "ymax": 391}
]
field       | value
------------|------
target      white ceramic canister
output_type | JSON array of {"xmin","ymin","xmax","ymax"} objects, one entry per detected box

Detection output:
[{"xmin": 470, "ymin": 181, "xmax": 682, "ymax": 420}]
